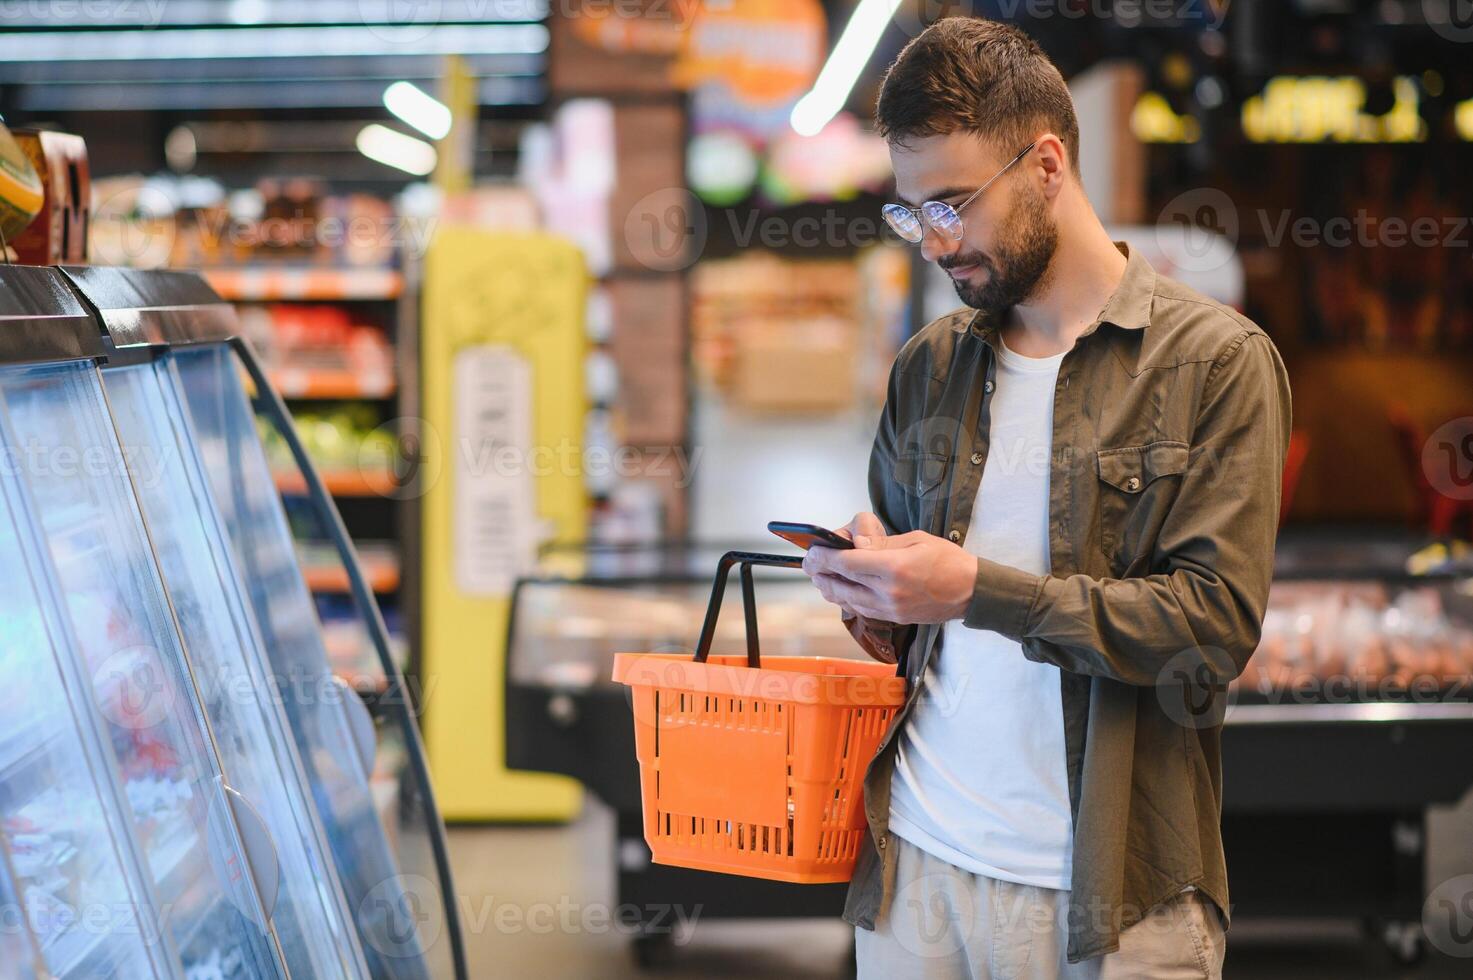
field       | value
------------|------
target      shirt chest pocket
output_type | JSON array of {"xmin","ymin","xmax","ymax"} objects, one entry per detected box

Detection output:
[
  {"xmin": 895, "ymin": 451, "xmax": 950, "ymax": 530},
  {"xmin": 1095, "ymin": 440, "xmax": 1190, "ymax": 569}
]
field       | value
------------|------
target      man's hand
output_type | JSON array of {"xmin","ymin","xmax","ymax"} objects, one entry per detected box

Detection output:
[
  {"xmin": 803, "ymin": 529, "xmax": 978, "ymax": 625},
  {"xmin": 801, "ymin": 512, "xmax": 885, "ymax": 618}
]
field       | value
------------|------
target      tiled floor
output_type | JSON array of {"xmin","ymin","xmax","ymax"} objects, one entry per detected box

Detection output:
[{"xmin": 446, "ymin": 798, "xmax": 1473, "ymax": 979}]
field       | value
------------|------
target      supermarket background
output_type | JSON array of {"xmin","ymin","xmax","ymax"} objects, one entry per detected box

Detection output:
[{"xmin": 2, "ymin": 0, "xmax": 1473, "ymax": 977}]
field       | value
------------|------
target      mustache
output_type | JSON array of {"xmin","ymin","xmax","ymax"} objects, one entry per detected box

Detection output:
[{"xmin": 939, "ymin": 252, "xmax": 990, "ymax": 272}]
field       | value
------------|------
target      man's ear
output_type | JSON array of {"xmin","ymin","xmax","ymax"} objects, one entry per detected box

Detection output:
[{"xmin": 1033, "ymin": 134, "xmax": 1069, "ymax": 200}]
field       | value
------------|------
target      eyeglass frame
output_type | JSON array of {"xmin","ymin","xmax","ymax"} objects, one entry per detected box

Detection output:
[{"xmin": 883, "ymin": 139, "xmax": 1039, "ymax": 245}]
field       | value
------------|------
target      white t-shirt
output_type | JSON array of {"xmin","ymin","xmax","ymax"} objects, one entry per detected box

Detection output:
[{"xmin": 888, "ymin": 335, "xmax": 1075, "ymax": 890}]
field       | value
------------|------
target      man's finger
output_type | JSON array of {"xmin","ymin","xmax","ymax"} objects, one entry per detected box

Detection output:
[
  {"xmin": 803, "ymin": 546, "xmax": 841, "ymax": 576},
  {"xmin": 825, "ymin": 548, "xmax": 890, "ymax": 581},
  {"xmin": 862, "ymin": 529, "xmax": 932, "ymax": 550},
  {"xmin": 822, "ymin": 575, "xmax": 888, "ymax": 618},
  {"xmin": 811, "ymin": 572, "xmax": 851, "ymax": 604},
  {"xmin": 826, "ymin": 544, "xmax": 916, "ymax": 580}
]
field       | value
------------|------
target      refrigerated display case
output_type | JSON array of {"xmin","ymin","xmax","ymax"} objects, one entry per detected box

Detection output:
[
  {"xmin": 504, "ymin": 538, "xmax": 1473, "ymax": 966},
  {"xmin": 0, "ymin": 264, "xmax": 465, "ymax": 979},
  {"xmin": 1220, "ymin": 541, "xmax": 1473, "ymax": 966}
]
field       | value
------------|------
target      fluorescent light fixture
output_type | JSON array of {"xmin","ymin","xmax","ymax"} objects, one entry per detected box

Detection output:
[
  {"xmin": 357, "ymin": 124, "xmax": 438, "ymax": 176},
  {"xmin": 384, "ymin": 81, "xmax": 453, "ymax": 141},
  {"xmin": 0, "ymin": 0, "xmax": 547, "ymax": 26},
  {"xmin": 790, "ymin": 0, "xmax": 902, "ymax": 137},
  {"xmin": 228, "ymin": 0, "xmax": 270, "ymax": 24},
  {"xmin": 0, "ymin": 24, "xmax": 548, "ymax": 62}
]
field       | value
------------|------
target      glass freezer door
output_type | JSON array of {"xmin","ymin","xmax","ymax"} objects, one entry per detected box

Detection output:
[
  {"xmin": 102, "ymin": 358, "xmax": 373, "ymax": 980},
  {"xmin": 174, "ymin": 343, "xmax": 449, "ymax": 979},
  {"xmin": 0, "ymin": 842, "xmax": 44, "ymax": 979},
  {"xmin": 0, "ymin": 361, "xmax": 286, "ymax": 980},
  {"xmin": 0, "ymin": 402, "xmax": 169, "ymax": 979}
]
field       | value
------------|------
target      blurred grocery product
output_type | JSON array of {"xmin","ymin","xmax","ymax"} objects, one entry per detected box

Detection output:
[
  {"xmin": 239, "ymin": 303, "xmax": 395, "ymax": 397},
  {"xmin": 1237, "ymin": 580, "xmax": 1473, "ymax": 695},
  {"xmin": 8, "ymin": 129, "xmax": 89, "ymax": 265},
  {"xmin": 0, "ymin": 118, "xmax": 43, "ymax": 248}
]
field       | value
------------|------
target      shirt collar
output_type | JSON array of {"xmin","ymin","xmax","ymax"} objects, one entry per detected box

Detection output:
[{"xmin": 952, "ymin": 241, "xmax": 1156, "ymax": 337}]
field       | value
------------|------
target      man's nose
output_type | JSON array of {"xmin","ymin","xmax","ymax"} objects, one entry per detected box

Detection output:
[{"xmin": 919, "ymin": 224, "xmax": 957, "ymax": 265}]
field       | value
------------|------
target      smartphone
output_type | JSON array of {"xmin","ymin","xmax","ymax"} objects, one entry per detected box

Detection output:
[{"xmin": 767, "ymin": 521, "xmax": 855, "ymax": 551}]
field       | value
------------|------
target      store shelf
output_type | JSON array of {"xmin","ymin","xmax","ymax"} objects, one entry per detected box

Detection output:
[
  {"xmin": 268, "ymin": 370, "xmax": 396, "ymax": 400},
  {"xmin": 273, "ymin": 469, "xmax": 397, "ymax": 497},
  {"xmin": 203, "ymin": 267, "xmax": 404, "ymax": 302},
  {"xmin": 301, "ymin": 557, "xmax": 400, "ymax": 594}
]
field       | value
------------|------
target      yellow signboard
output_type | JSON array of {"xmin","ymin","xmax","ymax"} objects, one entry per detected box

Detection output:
[{"xmin": 421, "ymin": 227, "xmax": 588, "ymax": 820}]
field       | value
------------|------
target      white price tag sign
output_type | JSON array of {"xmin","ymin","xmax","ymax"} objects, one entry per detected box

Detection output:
[{"xmin": 452, "ymin": 346, "xmax": 537, "ymax": 597}]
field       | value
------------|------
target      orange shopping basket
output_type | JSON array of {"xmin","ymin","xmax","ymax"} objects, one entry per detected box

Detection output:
[{"xmin": 612, "ymin": 551, "xmax": 905, "ymax": 884}]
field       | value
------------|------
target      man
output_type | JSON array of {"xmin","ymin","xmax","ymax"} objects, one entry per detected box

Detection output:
[{"xmin": 802, "ymin": 18, "xmax": 1290, "ymax": 979}]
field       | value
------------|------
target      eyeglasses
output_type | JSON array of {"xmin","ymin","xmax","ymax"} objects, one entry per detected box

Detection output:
[{"xmin": 882, "ymin": 140, "xmax": 1038, "ymax": 245}]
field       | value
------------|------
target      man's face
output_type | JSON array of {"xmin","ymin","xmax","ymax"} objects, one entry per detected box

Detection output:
[{"xmin": 890, "ymin": 132, "xmax": 1058, "ymax": 315}]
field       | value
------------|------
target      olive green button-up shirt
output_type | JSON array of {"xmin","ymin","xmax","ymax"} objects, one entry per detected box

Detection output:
[{"xmin": 841, "ymin": 244, "xmax": 1292, "ymax": 963}]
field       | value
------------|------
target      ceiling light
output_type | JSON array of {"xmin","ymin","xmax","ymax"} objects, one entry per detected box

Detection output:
[
  {"xmin": 790, "ymin": 0, "xmax": 902, "ymax": 137},
  {"xmin": 0, "ymin": 24, "xmax": 548, "ymax": 62},
  {"xmin": 357, "ymin": 125, "xmax": 438, "ymax": 176},
  {"xmin": 384, "ymin": 81, "xmax": 453, "ymax": 141}
]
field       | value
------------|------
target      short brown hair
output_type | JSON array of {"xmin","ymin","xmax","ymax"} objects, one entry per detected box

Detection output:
[{"xmin": 876, "ymin": 18, "xmax": 1081, "ymax": 173}]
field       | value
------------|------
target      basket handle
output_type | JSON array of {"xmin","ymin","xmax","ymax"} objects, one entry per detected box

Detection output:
[{"xmin": 693, "ymin": 551, "xmax": 806, "ymax": 667}]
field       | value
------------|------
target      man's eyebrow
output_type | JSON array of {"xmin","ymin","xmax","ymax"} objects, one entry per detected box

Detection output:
[{"xmin": 895, "ymin": 186, "xmax": 975, "ymax": 207}]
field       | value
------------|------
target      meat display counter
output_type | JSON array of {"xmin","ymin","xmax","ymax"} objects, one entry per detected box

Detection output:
[
  {"xmin": 1221, "ymin": 543, "xmax": 1473, "ymax": 966},
  {"xmin": 505, "ymin": 538, "xmax": 1473, "ymax": 967},
  {"xmin": 0, "ymin": 265, "xmax": 464, "ymax": 979}
]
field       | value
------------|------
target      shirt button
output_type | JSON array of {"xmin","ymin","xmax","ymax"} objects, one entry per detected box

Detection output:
[
  {"xmin": 1125, "ymin": 476, "xmax": 1141, "ymax": 491},
  {"xmin": 984, "ymin": 379, "xmax": 995, "ymax": 394},
  {"xmin": 948, "ymin": 529, "xmax": 962, "ymax": 543},
  {"xmin": 970, "ymin": 452, "xmax": 983, "ymax": 465},
  {"xmin": 877, "ymin": 834, "xmax": 888, "ymax": 850}
]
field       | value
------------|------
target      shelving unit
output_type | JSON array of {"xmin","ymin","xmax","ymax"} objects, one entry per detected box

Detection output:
[
  {"xmin": 211, "ymin": 256, "xmax": 423, "ymax": 707},
  {"xmin": 299, "ymin": 541, "xmax": 401, "ymax": 594},
  {"xmin": 267, "ymin": 371, "xmax": 395, "ymax": 400},
  {"xmin": 273, "ymin": 469, "xmax": 399, "ymax": 498},
  {"xmin": 203, "ymin": 266, "xmax": 404, "ymax": 303}
]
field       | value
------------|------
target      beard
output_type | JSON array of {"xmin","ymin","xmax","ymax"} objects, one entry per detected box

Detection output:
[{"xmin": 941, "ymin": 185, "xmax": 1058, "ymax": 316}]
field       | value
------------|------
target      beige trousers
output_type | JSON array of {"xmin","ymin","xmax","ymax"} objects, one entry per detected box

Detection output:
[{"xmin": 856, "ymin": 834, "xmax": 1226, "ymax": 980}]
